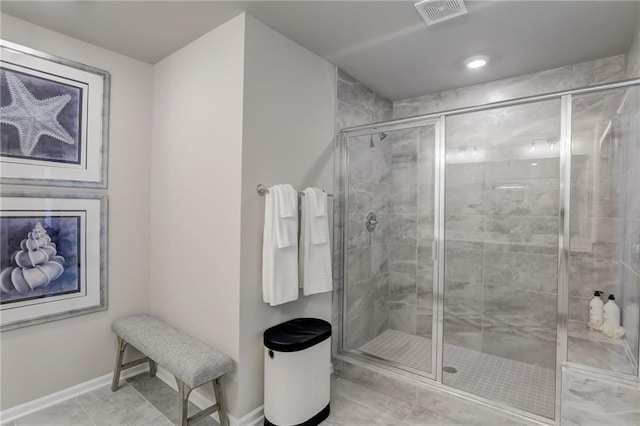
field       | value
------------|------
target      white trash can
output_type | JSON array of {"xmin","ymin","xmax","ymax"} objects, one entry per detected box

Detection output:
[{"xmin": 264, "ymin": 318, "xmax": 331, "ymax": 426}]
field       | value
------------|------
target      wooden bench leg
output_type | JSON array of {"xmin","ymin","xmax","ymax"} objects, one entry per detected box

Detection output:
[
  {"xmin": 149, "ymin": 359, "xmax": 157, "ymax": 377},
  {"xmin": 176, "ymin": 378, "xmax": 191, "ymax": 426},
  {"xmin": 111, "ymin": 337, "xmax": 128, "ymax": 391},
  {"xmin": 213, "ymin": 377, "xmax": 229, "ymax": 426},
  {"xmin": 112, "ymin": 335, "xmax": 157, "ymax": 392},
  {"xmin": 175, "ymin": 376, "xmax": 228, "ymax": 426}
]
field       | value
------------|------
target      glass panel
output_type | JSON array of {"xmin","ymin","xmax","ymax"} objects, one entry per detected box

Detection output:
[
  {"xmin": 443, "ymin": 100, "xmax": 561, "ymax": 419},
  {"xmin": 343, "ymin": 124, "xmax": 437, "ymax": 376},
  {"xmin": 568, "ymin": 86, "xmax": 640, "ymax": 376}
]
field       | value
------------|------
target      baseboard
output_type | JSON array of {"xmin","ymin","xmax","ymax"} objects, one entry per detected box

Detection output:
[
  {"xmin": 0, "ymin": 364, "xmax": 264, "ymax": 426},
  {"xmin": 0, "ymin": 364, "xmax": 148, "ymax": 425},
  {"xmin": 237, "ymin": 405, "xmax": 265, "ymax": 426},
  {"xmin": 155, "ymin": 366, "xmax": 264, "ymax": 426}
]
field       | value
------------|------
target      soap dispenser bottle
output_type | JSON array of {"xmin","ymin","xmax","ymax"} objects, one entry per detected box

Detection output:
[
  {"xmin": 603, "ymin": 294, "xmax": 621, "ymax": 328},
  {"xmin": 589, "ymin": 291, "xmax": 604, "ymax": 325}
]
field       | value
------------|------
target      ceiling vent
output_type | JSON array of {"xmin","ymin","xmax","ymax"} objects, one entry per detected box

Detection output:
[{"xmin": 414, "ymin": 0, "xmax": 468, "ymax": 26}]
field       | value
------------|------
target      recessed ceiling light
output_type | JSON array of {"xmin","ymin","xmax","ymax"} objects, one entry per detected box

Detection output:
[{"xmin": 464, "ymin": 55, "xmax": 489, "ymax": 70}]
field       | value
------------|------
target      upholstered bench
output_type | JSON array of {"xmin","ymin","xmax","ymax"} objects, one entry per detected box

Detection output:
[{"xmin": 111, "ymin": 314, "xmax": 233, "ymax": 426}]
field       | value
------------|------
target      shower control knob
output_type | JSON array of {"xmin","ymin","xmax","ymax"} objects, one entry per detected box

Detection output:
[{"xmin": 365, "ymin": 212, "xmax": 378, "ymax": 232}]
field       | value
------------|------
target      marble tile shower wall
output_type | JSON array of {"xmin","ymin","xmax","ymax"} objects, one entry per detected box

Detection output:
[
  {"xmin": 621, "ymin": 26, "xmax": 640, "ymax": 368},
  {"xmin": 444, "ymin": 101, "xmax": 561, "ymax": 369},
  {"xmin": 627, "ymin": 14, "xmax": 640, "ymax": 80},
  {"xmin": 393, "ymin": 55, "xmax": 626, "ymax": 120},
  {"xmin": 391, "ymin": 55, "xmax": 627, "ymax": 369},
  {"xmin": 386, "ymin": 127, "xmax": 435, "ymax": 341},
  {"xmin": 571, "ymin": 59, "xmax": 640, "ymax": 371},
  {"xmin": 561, "ymin": 21, "xmax": 640, "ymax": 425},
  {"xmin": 568, "ymin": 89, "xmax": 628, "ymax": 330},
  {"xmin": 386, "ymin": 128, "xmax": 419, "ymax": 336},
  {"xmin": 337, "ymin": 54, "xmax": 634, "ymax": 361},
  {"xmin": 335, "ymin": 69, "xmax": 393, "ymax": 350}
]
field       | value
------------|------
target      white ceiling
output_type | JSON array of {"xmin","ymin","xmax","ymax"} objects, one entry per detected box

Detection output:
[{"xmin": 1, "ymin": 1, "xmax": 639, "ymax": 100}]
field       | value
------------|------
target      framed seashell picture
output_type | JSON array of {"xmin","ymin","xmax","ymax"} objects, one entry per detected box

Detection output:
[
  {"xmin": 0, "ymin": 40, "xmax": 109, "ymax": 188},
  {"xmin": 0, "ymin": 190, "xmax": 107, "ymax": 331}
]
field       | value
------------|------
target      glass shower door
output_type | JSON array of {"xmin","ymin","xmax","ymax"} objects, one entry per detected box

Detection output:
[
  {"xmin": 441, "ymin": 100, "xmax": 561, "ymax": 419},
  {"xmin": 342, "ymin": 120, "xmax": 439, "ymax": 377}
]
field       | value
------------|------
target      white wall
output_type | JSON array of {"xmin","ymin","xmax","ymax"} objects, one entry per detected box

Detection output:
[
  {"xmin": 0, "ymin": 11, "xmax": 336, "ymax": 418},
  {"xmin": 237, "ymin": 15, "xmax": 336, "ymax": 417},
  {"xmin": 150, "ymin": 14, "xmax": 335, "ymax": 418},
  {"xmin": 0, "ymin": 14, "xmax": 153, "ymax": 410},
  {"xmin": 149, "ymin": 14, "xmax": 245, "ymax": 415}
]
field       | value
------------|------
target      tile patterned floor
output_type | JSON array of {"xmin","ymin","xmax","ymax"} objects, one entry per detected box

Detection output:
[
  {"xmin": 10, "ymin": 371, "xmax": 541, "ymax": 426},
  {"xmin": 10, "ymin": 374, "xmax": 218, "ymax": 426},
  {"xmin": 10, "ymin": 328, "xmax": 629, "ymax": 425},
  {"xmin": 359, "ymin": 329, "xmax": 555, "ymax": 419},
  {"xmin": 327, "ymin": 375, "xmax": 539, "ymax": 425}
]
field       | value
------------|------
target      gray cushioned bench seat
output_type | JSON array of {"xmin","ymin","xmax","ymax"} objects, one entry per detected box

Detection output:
[{"xmin": 112, "ymin": 314, "xmax": 233, "ymax": 389}]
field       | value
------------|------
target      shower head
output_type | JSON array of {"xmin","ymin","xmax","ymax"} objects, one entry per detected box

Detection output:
[{"xmin": 369, "ymin": 132, "xmax": 388, "ymax": 148}]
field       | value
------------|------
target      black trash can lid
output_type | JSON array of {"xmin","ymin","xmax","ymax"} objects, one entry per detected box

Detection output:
[{"xmin": 264, "ymin": 318, "xmax": 331, "ymax": 352}]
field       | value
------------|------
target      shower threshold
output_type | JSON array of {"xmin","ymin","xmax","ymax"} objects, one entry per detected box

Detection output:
[{"xmin": 359, "ymin": 329, "xmax": 556, "ymax": 419}]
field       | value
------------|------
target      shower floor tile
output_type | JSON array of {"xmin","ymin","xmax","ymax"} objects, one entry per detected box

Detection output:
[
  {"xmin": 359, "ymin": 329, "xmax": 556, "ymax": 419},
  {"xmin": 359, "ymin": 328, "xmax": 434, "ymax": 373}
]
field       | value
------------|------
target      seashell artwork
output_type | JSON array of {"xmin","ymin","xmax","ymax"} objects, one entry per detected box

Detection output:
[
  {"xmin": 0, "ymin": 194, "xmax": 102, "ymax": 331},
  {"xmin": 0, "ymin": 223, "xmax": 65, "ymax": 294}
]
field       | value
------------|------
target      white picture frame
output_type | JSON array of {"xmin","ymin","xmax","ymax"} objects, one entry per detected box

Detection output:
[
  {"xmin": 0, "ymin": 40, "xmax": 110, "ymax": 188},
  {"xmin": 0, "ymin": 190, "xmax": 107, "ymax": 331}
]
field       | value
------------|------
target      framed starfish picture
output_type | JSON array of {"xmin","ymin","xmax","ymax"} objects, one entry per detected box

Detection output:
[
  {"xmin": 0, "ymin": 40, "xmax": 110, "ymax": 188},
  {"xmin": 0, "ymin": 190, "xmax": 107, "ymax": 331}
]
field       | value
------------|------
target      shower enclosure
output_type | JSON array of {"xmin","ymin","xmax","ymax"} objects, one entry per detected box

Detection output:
[{"xmin": 336, "ymin": 78, "xmax": 640, "ymax": 422}]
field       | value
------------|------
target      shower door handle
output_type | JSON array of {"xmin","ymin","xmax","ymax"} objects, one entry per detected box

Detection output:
[{"xmin": 432, "ymin": 240, "xmax": 438, "ymax": 261}]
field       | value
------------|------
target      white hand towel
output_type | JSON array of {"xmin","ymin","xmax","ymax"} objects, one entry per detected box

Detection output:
[
  {"xmin": 300, "ymin": 187, "xmax": 333, "ymax": 296},
  {"xmin": 308, "ymin": 188, "xmax": 329, "ymax": 245},
  {"xmin": 277, "ymin": 184, "xmax": 298, "ymax": 218},
  {"xmin": 314, "ymin": 190, "xmax": 327, "ymax": 217},
  {"xmin": 262, "ymin": 185, "xmax": 299, "ymax": 306},
  {"xmin": 272, "ymin": 184, "xmax": 298, "ymax": 248}
]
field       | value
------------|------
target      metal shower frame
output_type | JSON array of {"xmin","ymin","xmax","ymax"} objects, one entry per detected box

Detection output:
[{"xmin": 335, "ymin": 76, "xmax": 640, "ymax": 425}]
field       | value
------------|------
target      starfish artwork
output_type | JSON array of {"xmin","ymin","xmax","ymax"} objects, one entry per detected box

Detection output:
[{"xmin": 0, "ymin": 71, "xmax": 75, "ymax": 157}]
